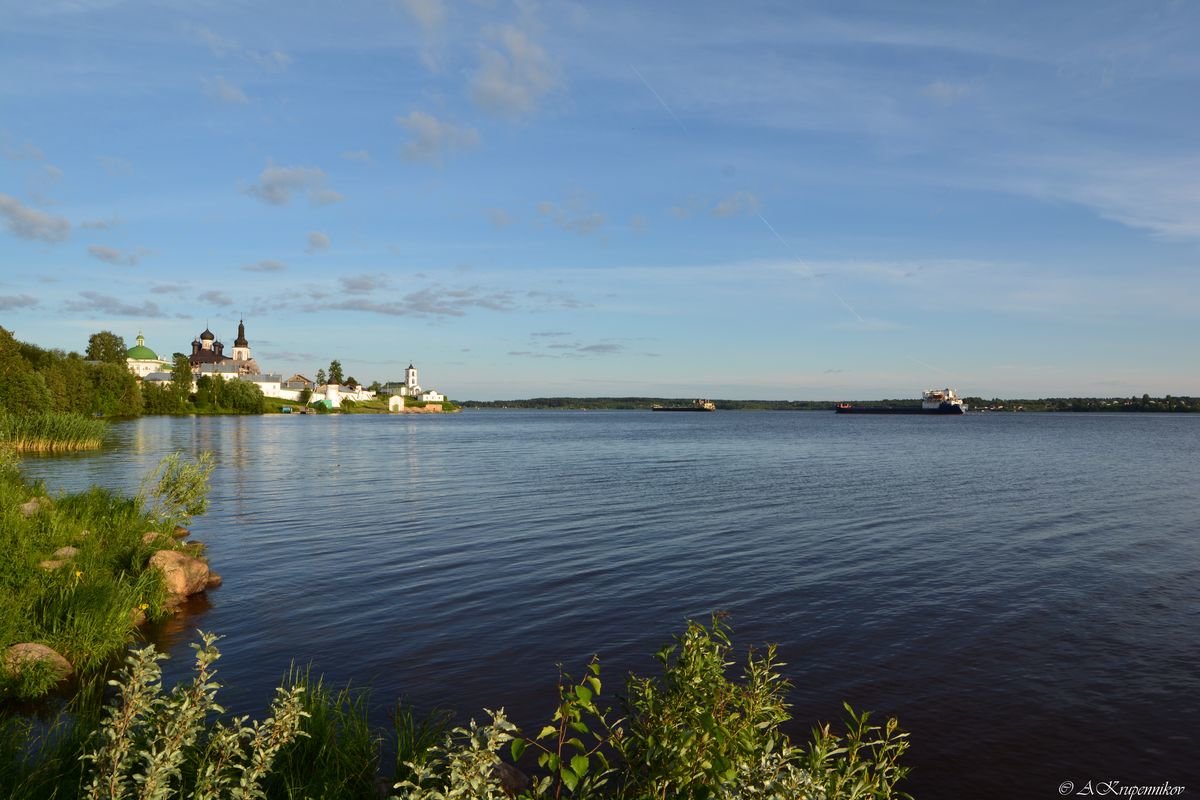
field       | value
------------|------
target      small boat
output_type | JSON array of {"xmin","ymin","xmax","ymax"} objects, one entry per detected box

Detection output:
[
  {"xmin": 651, "ymin": 399, "xmax": 717, "ymax": 412},
  {"xmin": 835, "ymin": 388, "xmax": 968, "ymax": 415}
]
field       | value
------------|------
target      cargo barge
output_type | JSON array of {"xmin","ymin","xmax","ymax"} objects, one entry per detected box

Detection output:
[
  {"xmin": 651, "ymin": 399, "xmax": 717, "ymax": 412},
  {"xmin": 835, "ymin": 388, "xmax": 968, "ymax": 415}
]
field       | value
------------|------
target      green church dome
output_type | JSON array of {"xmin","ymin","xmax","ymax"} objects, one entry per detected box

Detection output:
[{"xmin": 127, "ymin": 333, "xmax": 159, "ymax": 361}]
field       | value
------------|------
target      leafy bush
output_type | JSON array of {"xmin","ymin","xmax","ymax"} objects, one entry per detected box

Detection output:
[
  {"xmin": 2, "ymin": 621, "xmax": 910, "ymax": 799},
  {"xmin": 137, "ymin": 451, "xmax": 215, "ymax": 527}
]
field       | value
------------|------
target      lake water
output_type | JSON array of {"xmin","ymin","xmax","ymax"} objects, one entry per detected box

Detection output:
[{"xmin": 21, "ymin": 411, "xmax": 1200, "ymax": 798}]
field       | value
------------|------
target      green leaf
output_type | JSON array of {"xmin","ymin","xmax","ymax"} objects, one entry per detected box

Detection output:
[
  {"xmin": 537, "ymin": 725, "xmax": 557, "ymax": 740},
  {"xmin": 575, "ymin": 685, "xmax": 593, "ymax": 704},
  {"xmin": 511, "ymin": 739, "xmax": 526, "ymax": 762},
  {"xmin": 571, "ymin": 754, "xmax": 590, "ymax": 777},
  {"xmin": 586, "ymin": 676, "xmax": 601, "ymax": 695},
  {"xmin": 569, "ymin": 720, "xmax": 590, "ymax": 735},
  {"xmin": 560, "ymin": 767, "xmax": 579, "ymax": 792},
  {"xmin": 567, "ymin": 737, "xmax": 585, "ymax": 753}
]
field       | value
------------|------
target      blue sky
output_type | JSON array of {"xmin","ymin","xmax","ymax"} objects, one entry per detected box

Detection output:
[{"xmin": 2, "ymin": 0, "xmax": 1198, "ymax": 400}]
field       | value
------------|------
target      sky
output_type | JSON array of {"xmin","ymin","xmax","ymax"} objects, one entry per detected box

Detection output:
[{"xmin": 2, "ymin": 0, "xmax": 1198, "ymax": 400}]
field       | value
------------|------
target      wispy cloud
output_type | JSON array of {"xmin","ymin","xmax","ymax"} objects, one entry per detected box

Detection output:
[
  {"xmin": 316, "ymin": 285, "xmax": 516, "ymax": 317},
  {"xmin": 191, "ymin": 25, "xmax": 291, "ymax": 71},
  {"xmin": 0, "ymin": 194, "xmax": 70, "ymax": 242},
  {"xmin": 203, "ymin": 76, "xmax": 249, "ymax": 105},
  {"xmin": 65, "ymin": 291, "xmax": 166, "ymax": 318},
  {"xmin": 97, "ymin": 155, "xmax": 133, "ymax": 176},
  {"xmin": 242, "ymin": 260, "xmax": 287, "ymax": 272},
  {"xmin": 923, "ymin": 80, "xmax": 971, "ymax": 105},
  {"xmin": 306, "ymin": 231, "xmax": 330, "ymax": 254},
  {"xmin": 339, "ymin": 273, "xmax": 390, "ymax": 294},
  {"xmin": 487, "ymin": 208, "xmax": 515, "ymax": 228},
  {"xmin": 87, "ymin": 244, "xmax": 146, "ymax": 266},
  {"xmin": 470, "ymin": 23, "xmax": 560, "ymax": 118},
  {"xmin": 244, "ymin": 164, "xmax": 343, "ymax": 206},
  {"xmin": 341, "ymin": 149, "xmax": 371, "ymax": 162},
  {"xmin": 399, "ymin": 0, "xmax": 444, "ymax": 31},
  {"xmin": 199, "ymin": 290, "xmax": 233, "ymax": 306},
  {"xmin": 0, "ymin": 294, "xmax": 38, "ymax": 310},
  {"xmin": 537, "ymin": 197, "xmax": 605, "ymax": 236},
  {"xmin": 397, "ymin": 111, "xmax": 480, "ymax": 164},
  {"xmin": 80, "ymin": 216, "xmax": 122, "ymax": 230},
  {"xmin": 712, "ymin": 191, "xmax": 761, "ymax": 218}
]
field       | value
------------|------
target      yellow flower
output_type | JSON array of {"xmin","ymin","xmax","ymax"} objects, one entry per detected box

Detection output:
[
  {"xmin": 74, "ymin": 570, "xmax": 83, "ymax": 579},
  {"xmin": 138, "ymin": 603, "xmax": 149, "ymax": 611}
]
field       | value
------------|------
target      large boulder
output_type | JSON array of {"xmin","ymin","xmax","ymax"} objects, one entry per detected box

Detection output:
[
  {"xmin": 3, "ymin": 643, "xmax": 73, "ymax": 681},
  {"xmin": 148, "ymin": 550, "xmax": 211, "ymax": 597}
]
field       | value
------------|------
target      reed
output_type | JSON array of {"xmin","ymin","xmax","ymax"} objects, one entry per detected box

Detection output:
[{"xmin": 0, "ymin": 412, "xmax": 106, "ymax": 453}]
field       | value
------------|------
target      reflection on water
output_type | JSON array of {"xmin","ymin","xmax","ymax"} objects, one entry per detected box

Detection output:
[{"xmin": 20, "ymin": 411, "xmax": 1200, "ymax": 799}]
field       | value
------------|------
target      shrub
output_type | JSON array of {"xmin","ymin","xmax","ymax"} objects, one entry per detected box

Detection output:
[{"xmin": 137, "ymin": 451, "xmax": 215, "ymax": 527}]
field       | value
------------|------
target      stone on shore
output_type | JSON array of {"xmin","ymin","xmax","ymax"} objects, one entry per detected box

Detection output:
[
  {"xmin": 172, "ymin": 525, "xmax": 190, "ymax": 538},
  {"xmin": 149, "ymin": 550, "xmax": 211, "ymax": 597},
  {"xmin": 53, "ymin": 546, "xmax": 79, "ymax": 560},
  {"xmin": 19, "ymin": 497, "xmax": 52, "ymax": 518},
  {"xmin": 3, "ymin": 643, "xmax": 73, "ymax": 681},
  {"xmin": 494, "ymin": 762, "xmax": 530, "ymax": 794}
]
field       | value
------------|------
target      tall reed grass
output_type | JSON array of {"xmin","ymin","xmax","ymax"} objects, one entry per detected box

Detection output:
[{"xmin": 0, "ymin": 412, "xmax": 106, "ymax": 453}]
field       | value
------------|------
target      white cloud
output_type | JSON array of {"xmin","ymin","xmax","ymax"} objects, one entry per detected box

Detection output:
[
  {"xmin": 80, "ymin": 216, "xmax": 122, "ymax": 230},
  {"xmin": 203, "ymin": 76, "xmax": 249, "ymax": 105},
  {"xmin": 470, "ymin": 24, "xmax": 560, "ymax": 118},
  {"xmin": 98, "ymin": 155, "xmax": 133, "ymax": 176},
  {"xmin": 487, "ymin": 208, "xmax": 515, "ymax": 228},
  {"xmin": 0, "ymin": 194, "xmax": 70, "ymax": 242},
  {"xmin": 537, "ymin": 196, "xmax": 606, "ymax": 236},
  {"xmin": 242, "ymin": 260, "xmax": 287, "ymax": 272},
  {"xmin": 397, "ymin": 111, "xmax": 480, "ymax": 164},
  {"xmin": 923, "ymin": 80, "xmax": 971, "ymax": 105},
  {"xmin": 712, "ymin": 191, "xmax": 761, "ymax": 218},
  {"xmin": 306, "ymin": 231, "xmax": 331, "ymax": 254},
  {"xmin": 244, "ymin": 164, "xmax": 342, "ymax": 206},
  {"xmin": 399, "ymin": 0, "xmax": 444, "ymax": 31},
  {"xmin": 64, "ymin": 291, "xmax": 166, "ymax": 318},
  {"xmin": 199, "ymin": 290, "xmax": 233, "ymax": 306},
  {"xmin": 192, "ymin": 25, "xmax": 290, "ymax": 71},
  {"xmin": 87, "ymin": 244, "xmax": 146, "ymax": 266},
  {"xmin": 0, "ymin": 294, "xmax": 38, "ymax": 310},
  {"xmin": 339, "ymin": 273, "xmax": 390, "ymax": 294}
]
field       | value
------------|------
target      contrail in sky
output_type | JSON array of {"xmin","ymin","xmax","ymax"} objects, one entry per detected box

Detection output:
[
  {"xmin": 756, "ymin": 212, "xmax": 866, "ymax": 324},
  {"xmin": 631, "ymin": 66, "xmax": 867, "ymax": 327},
  {"xmin": 631, "ymin": 66, "xmax": 688, "ymax": 135}
]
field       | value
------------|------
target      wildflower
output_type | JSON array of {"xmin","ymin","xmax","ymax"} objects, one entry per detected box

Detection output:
[
  {"xmin": 138, "ymin": 603, "xmax": 149, "ymax": 611},
  {"xmin": 74, "ymin": 570, "xmax": 83, "ymax": 579}
]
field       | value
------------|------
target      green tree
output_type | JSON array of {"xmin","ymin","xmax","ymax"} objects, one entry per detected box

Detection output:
[
  {"xmin": 89, "ymin": 362, "xmax": 142, "ymax": 417},
  {"xmin": 171, "ymin": 355, "xmax": 194, "ymax": 408},
  {"xmin": 328, "ymin": 360, "xmax": 344, "ymax": 385},
  {"xmin": 85, "ymin": 330, "xmax": 128, "ymax": 364},
  {"xmin": 316, "ymin": 368, "xmax": 327, "ymax": 385},
  {"xmin": 0, "ymin": 371, "xmax": 53, "ymax": 414}
]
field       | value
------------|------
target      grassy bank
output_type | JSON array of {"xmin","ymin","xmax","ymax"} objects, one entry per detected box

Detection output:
[
  {"xmin": 0, "ymin": 412, "xmax": 107, "ymax": 453},
  {"xmin": 0, "ymin": 449, "xmax": 209, "ymax": 699}
]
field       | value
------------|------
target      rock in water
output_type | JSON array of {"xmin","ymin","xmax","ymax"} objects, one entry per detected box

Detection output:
[
  {"xmin": 3, "ymin": 643, "xmax": 73, "ymax": 681},
  {"xmin": 149, "ymin": 550, "xmax": 211, "ymax": 597}
]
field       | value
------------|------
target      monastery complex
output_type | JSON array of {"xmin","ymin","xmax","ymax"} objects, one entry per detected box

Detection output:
[{"xmin": 124, "ymin": 320, "xmax": 444, "ymax": 409}]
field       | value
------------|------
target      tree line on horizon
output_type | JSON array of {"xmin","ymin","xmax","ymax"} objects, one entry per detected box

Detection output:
[{"xmin": 459, "ymin": 394, "xmax": 1200, "ymax": 412}]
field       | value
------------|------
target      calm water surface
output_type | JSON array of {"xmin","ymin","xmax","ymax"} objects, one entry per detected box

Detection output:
[{"xmin": 22, "ymin": 411, "xmax": 1200, "ymax": 798}]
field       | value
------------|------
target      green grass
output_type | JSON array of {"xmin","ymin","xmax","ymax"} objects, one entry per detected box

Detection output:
[
  {"xmin": 0, "ymin": 462, "xmax": 189, "ymax": 700},
  {"xmin": 0, "ymin": 413, "xmax": 106, "ymax": 453}
]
